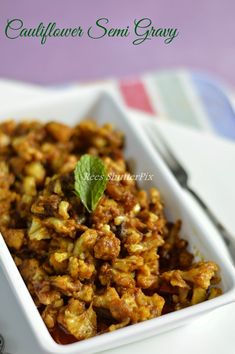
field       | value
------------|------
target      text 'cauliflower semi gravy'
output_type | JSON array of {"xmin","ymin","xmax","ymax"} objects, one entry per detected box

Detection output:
[{"xmin": 0, "ymin": 119, "xmax": 222, "ymax": 344}]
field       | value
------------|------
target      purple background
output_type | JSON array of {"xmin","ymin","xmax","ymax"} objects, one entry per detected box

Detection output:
[{"xmin": 0, "ymin": 0, "xmax": 235, "ymax": 86}]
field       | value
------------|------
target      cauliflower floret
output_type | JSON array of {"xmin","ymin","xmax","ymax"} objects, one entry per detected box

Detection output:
[
  {"xmin": 19, "ymin": 259, "xmax": 46, "ymax": 283},
  {"xmin": 46, "ymin": 122, "xmax": 73, "ymax": 142},
  {"xmin": 58, "ymin": 201, "xmax": 70, "ymax": 219},
  {"xmin": 23, "ymin": 176, "xmax": 37, "ymax": 196},
  {"xmin": 49, "ymin": 252, "xmax": 69, "ymax": 273},
  {"xmin": 73, "ymin": 229, "xmax": 97, "ymax": 258},
  {"xmin": 2, "ymin": 228, "xmax": 24, "ymax": 250},
  {"xmin": 43, "ymin": 217, "xmax": 77, "ymax": 236},
  {"xmin": 25, "ymin": 161, "xmax": 45, "ymax": 184},
  {"xmin": 137, "ymin": 264, "xmax": 158, "ymax": 289},
  {"xmin": 94, "ymin": 231, "xmax": 120, "ymax": 260},
  {"xmin": 126, "ymin": 232, "xmax": 164, "ymax": 254},
  {"xmin": 57, "ymin": 299, "xmax": 97, "ymax": 340},
  {"xmin": 50, "ymin": 275, "xmax": 82, "ymax": 296},
  {"xmin": 181, "ymin": 262, "xmax": 219, "ymax": 289},
  {"xmin": 49, "ymin": 237, "xmax": 74, "ymax": 253},
  {"xmin": 208, "ymin": 287, "xmax": 222, "ymax": 300},
  {"xmin": 68, "ymin": 257, "xmax": 95, "ymax": 280},
  {"xmin": 191, "ymin": 287, "xmax": 207, "ymax": 305},
  {"xmin": 42, "ymin": 305, "xmax": 59, "ymax": 329},
  {"xmin": 31, "ymin": 194, "xmax": 61, "ymax": 216},
  {"xmin": 12, "ymin": 135, "xmax": 42, "ymax": 161},
  {"xmin": 99, "ymin": 263, "xmax": 136, "ymax": 288},
  {"xmin": 112, "ymin": 255, "xmax": 143, "ymax": 272},
  {"xmin": 28, "ymin": 217, "xmax": 51, "ymax": 241},
  {"xmin": 0, "ymin": 131, "xmax": 10, "ymax": 148},
  {"xmin": 134, "ymin": 289, "xmax": 165, "ymax": 322},
  {"xmin": 161, "ymin": 261, "xmax": 219, "ymax": 307},
  {"xmin": 0, "ymin": 161, "xmax": 14, "ymax": 189},
  {"xmin": 34, "ymin": 280, "xmax": 61, "ymax": 305},
  {"xmin": 93, "ymin": 287, "xmax": 165, "ymax": 324},
  {"xmin": 161, "ymin": 270, "xmax": 190, "ymax": 289},
  {"xmin": 93, "ymin": 287, "xmax": 131, "ymax": 322},
  {"xmin": 76, "ymin": 284, "xmax": 94, "ymax": 302}
]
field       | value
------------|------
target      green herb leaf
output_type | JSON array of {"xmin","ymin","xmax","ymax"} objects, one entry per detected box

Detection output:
[{"xmin": 74, "ymin": 154, "xmax": 108, "ymax": 212}]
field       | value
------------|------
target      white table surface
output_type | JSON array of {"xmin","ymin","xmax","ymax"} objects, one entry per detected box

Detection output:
[{"xmin": 0, "ymin": 82, "xmax": 235, "ymax": 354}]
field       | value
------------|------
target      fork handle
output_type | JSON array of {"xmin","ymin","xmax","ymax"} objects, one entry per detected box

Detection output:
[{"xmin": 186, "ymin": 186, "xmax": 232, "ymax": 246}]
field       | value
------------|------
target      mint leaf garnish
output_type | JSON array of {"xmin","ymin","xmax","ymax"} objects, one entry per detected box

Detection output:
[{"xmin": 74, "ymin": 154, "xmax": 108, "ymax": 212}]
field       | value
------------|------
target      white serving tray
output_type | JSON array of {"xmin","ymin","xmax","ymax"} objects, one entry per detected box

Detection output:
[{"xmin": 0, "ymin": 90, "xmax": 235, "ymax": 354}]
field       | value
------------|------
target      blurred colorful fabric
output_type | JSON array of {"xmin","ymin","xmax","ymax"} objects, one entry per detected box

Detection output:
[{"xmin": 118, "ymin": 70, "xmax": 235, "ymax": 140}]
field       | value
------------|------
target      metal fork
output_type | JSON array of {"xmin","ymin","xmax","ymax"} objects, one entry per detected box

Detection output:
[{"xmin": 145, "ymin": 123, "xmax": 234, "ymax": 255}]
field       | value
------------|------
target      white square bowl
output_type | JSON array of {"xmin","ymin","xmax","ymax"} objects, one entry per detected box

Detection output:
[{"xmin": 0, "ymin": 89, "xmax": 235, "ymax": 354}]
